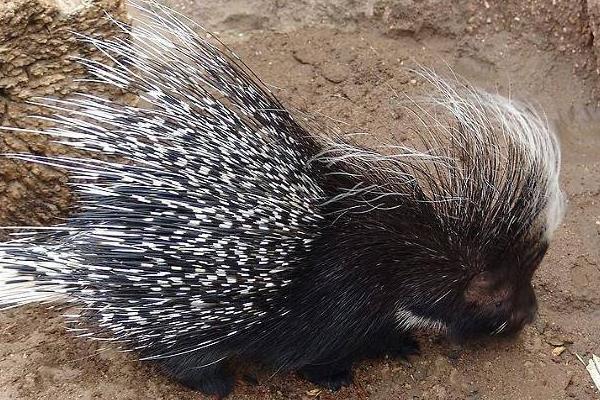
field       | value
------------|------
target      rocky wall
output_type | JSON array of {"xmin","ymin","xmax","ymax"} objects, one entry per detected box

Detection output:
[{"xmin": 0, "ymin": 0, "xmax": 127, "ymax": 231}]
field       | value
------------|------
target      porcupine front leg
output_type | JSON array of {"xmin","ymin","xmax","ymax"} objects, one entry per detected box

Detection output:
[
  {"xmin": 363, "ymin": 329, "xmax": 421, "ymax": 360},
  {"xmin": 361, "ymin": 322, "xmax": 421, "ymax": 361},
  {"xmin": 298, "ymin": 325, "xmax": 419, "ymax": 390},
  {"xmin": 158, "ymin": 356, "xmax": 234, "ymax": 398}
]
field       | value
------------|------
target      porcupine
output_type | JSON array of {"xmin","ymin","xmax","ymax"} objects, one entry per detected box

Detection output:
[{"xmin": 0, "ymin": 1, "xmax": 564, "ymax": 397}]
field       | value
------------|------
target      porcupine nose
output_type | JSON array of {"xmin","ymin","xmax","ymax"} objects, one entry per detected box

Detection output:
[
  {"xmin": 513, "ymin": 283, "xmax": 538, "ymax": 328},
  {"xmin": 513, "ymin": 302, "xmax": 538, "ymax": 328}
]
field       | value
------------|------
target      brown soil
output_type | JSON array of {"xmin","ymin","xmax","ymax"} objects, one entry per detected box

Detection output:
[{"xmin": 1, "ymin": 1, "xmax": 600, "ymax": 399}]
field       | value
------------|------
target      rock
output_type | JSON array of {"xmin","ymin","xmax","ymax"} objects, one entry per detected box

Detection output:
[
  {"xmin": 0, "ymin": 0, "xmax": 129, "ymax": 232},
  {"xmin": 552, "ymin": 346, "xmax": 567, "ymax": 357}
]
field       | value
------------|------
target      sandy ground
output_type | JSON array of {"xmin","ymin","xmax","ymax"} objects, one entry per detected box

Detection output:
[{"xmin": 1, "ymin": 0, "xmax": 600, "ymax": 399}]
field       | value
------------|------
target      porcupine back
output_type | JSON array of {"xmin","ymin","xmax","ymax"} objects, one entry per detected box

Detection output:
[
  {"xmin": 0, "ymin": 0, "xmax": 564, "ymax": 369},
  {"xmin": 0, "ymin": 1, "xmax": 327, "ymax": 359}
]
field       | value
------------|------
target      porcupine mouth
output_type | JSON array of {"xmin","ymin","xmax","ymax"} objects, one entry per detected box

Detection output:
[{"xmin": 444, "ymin": 311, "xmax": 537, "ymax": 343}]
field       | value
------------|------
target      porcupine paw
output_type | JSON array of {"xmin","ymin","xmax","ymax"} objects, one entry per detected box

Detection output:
[
  {"xmin": 299, "ymin": 364, "xmax": 353, "ymax": 391},
  {"xmin": 386, "ymin": 333, "xmax": 421, "ymax": 360},
  {"xmin": 162, "ymin": 360, "xmax": 235, "ymax": 399},
  {"xmin": 177, "ymin": 371, "xmax": 235, "ymax": 399}
]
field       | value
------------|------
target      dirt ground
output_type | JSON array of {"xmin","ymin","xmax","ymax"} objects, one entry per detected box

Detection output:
[{"xmin": 1, "ymin": 0, "xmax": 600, "ymax": 399}]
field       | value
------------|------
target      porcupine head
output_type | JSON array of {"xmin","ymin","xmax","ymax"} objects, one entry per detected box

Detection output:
[
  {"xmin": 0, "ymin": 0, "xmax": 564, "ymax": 396},
  {"xmin": 313, "ymin": 75, "xmax": 565, "ymax": 342}
]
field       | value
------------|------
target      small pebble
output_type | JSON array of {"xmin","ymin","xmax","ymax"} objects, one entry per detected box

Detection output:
[{"xmin": 552, "ymin": 346, "xmax": 566, "ymax": 356}]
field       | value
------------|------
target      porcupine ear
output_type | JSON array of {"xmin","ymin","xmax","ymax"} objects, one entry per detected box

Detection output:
[{"xmin": 464, "ymin": 271, "xmax": 501, "ymax": 306}]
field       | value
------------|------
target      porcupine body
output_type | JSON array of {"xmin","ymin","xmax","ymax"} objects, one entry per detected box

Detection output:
[{"xmin": 0, "ymin": 1, "xmax": 564, "ymax": 397}]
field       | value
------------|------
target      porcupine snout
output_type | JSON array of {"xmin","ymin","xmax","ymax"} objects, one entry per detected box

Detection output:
[
  {"xmin": 509, "ymin": 282, "xmax": 538, "ymax": 331},
  {"xmin": 462, "ymin": 253, "xmax": 545, "ymax": 338}
]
